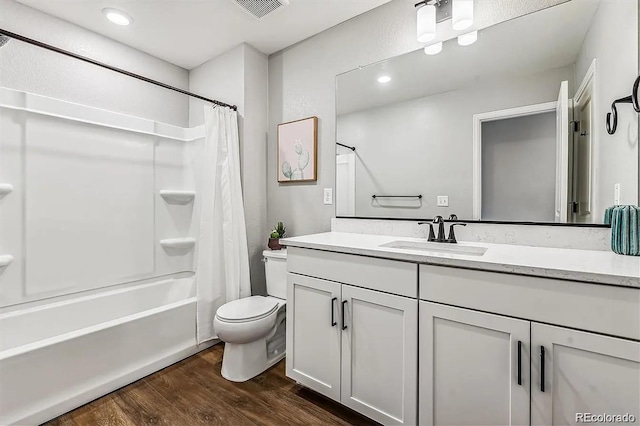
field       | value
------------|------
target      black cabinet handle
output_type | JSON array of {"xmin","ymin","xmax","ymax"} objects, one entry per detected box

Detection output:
[
  {"xmin": 540, "ymin": 346, "xmax": 546, "ymax": 392},
  {"xmin": 517, "ymin": 341, "xmax": 522, "ymax": 386},
  {"xmin": 341, "ymin": 300, "xmax": 348, "ymax": 330},
  {"xmin": 331, "ymin": 297, "xmax": 337, "ymax": 327}
]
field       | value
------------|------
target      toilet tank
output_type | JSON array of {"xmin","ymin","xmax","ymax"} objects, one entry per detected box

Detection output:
[{"xmin": 263, "ymin": 249, "xmax": 287, "ymax": 300}]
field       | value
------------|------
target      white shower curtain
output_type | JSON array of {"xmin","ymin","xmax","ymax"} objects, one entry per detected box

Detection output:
[{"xmin": 196, "ymin": 105, "xmax": 251, "ymax": 344}]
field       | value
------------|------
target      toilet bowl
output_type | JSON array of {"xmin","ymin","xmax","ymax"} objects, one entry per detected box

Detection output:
[{"xmin": 214, "ymin": 249, "xmax": 287, "ymax": 382}]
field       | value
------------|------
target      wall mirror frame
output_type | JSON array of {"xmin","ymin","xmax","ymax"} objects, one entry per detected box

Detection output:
[{"xmin": 335, "ymin": 0, "xmax": 640, "ymax": 227}]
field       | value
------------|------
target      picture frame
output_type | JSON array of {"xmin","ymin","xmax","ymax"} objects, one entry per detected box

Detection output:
[{"xmin": 277, "ymin": 116, "xmax": 318, "ymax": 183}]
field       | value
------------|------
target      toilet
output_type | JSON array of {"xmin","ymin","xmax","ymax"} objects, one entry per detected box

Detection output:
[{"xmin": 214, "ymin": 249, "xmax": 287, "ymax": 382}]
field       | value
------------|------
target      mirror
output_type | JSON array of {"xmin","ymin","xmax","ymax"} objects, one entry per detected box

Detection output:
[{"xmin": 335, "ymin": 0, "xmax": 638, "ymax": 224}]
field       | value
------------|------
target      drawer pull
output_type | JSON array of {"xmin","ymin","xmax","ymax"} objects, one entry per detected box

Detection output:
[
  {"xmin": 540, "ymin": 346, "xmax": 546, "ymax": 392},
  {"xmin": 517, "ymin": 340, "xmax": 522, "ymax": 386},
  {"xmin": 341, "ymin": 300, "xmax": 348, "ymax": 330},
  {"xmin": 331, "ymin": 297, "xmax": 337, "ymax": 327}
]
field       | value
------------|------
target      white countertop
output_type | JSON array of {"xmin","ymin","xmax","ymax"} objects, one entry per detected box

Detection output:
[{"xmin": 281, "ymin": 232, "xmax": 640, "ymax": 288}]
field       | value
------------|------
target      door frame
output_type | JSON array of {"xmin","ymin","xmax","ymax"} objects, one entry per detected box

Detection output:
[
  {"xmin": 472, "ymin": 101, "xmax": 558, "ymax": 220},
  {"xmin": 336, "ymin": 152, "xmax": 356, "ymax": 216},
  {"xmin": 572, "ymin": 59, "xmax": 597, "ymax": 221}
]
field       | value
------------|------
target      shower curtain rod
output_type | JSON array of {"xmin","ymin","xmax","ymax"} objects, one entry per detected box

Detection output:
[{"xmin": 0, "ymin": 28, "xmax": 238, "ymax": 111}]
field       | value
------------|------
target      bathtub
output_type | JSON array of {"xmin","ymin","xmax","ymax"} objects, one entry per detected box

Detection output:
[{"xmin": 0, "ymin": 276, "xmax": 206, "ymax": 425}]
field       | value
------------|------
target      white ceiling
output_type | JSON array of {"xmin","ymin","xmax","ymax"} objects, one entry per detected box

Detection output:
[
  {"xmin": 16, "ymin": 0, "xmax": 391, "ymax": 69},
  {"xmin": 337, "ymin": 0, "xmax": 601, "ymax": 115}
]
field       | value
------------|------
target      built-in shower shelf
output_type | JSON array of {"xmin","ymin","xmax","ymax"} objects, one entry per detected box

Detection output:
[
  {"xmin": 0, "ymin": 255, "xmax": 14, "ymax": 268},
  {"xmin": 159, "ymin": 190, "xmax": 195, "ymax": 204},
  {"xmin": 160, "ymin": 238, "xmax": 196, "ymax": 250},
  {"xmin": 0, "ymin": 183, "xmax": 14, "ymax": 197}
]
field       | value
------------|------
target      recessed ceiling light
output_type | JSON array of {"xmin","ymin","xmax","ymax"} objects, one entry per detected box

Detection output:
[
  {"xmin": 102, "ymin": 8, "xmax": 133, "ymax": 26},
  {"xmin": 377, "ymin": 76, "xmax": 391, "ymax": 83},
  {"xmin": 424, "ymin": 42, "xmax": 443, "ymax": 55},
  {"xmin": 458, "ymin": 30, "xmax": 478, "ymax": 46}
]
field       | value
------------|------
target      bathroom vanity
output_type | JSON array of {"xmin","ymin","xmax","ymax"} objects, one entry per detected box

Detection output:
[{"xmin": 282, "ymin": 232, "xmax": 640, "ymax": 426}]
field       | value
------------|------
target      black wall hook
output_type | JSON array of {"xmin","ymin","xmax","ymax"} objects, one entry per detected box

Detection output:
[
  {"xmin": 606, "ymin": 75, "xmax": 640, "ymax": 135},
  {"xmin": 632, "ymin": 75, "xmax": 640, "ymax": 113}
]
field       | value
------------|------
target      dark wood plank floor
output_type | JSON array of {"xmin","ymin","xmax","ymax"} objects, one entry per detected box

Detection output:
[{"xmin": 45, "ymin": 344, "xmax": 379, "ymax": 426}]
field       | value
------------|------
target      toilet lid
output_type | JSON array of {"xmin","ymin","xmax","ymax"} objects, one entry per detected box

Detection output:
[{"xmin": 216, "ymin": 296, "xmax": 279, "ymax": 322}]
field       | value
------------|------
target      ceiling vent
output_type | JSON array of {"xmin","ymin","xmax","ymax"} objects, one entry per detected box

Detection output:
[{"xmin": 233, "ymin": 0, "xmax": 290, "ymax": 19}]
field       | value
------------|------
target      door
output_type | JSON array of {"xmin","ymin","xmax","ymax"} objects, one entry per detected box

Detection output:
[
  {"xmin": 286, "ymin": 273, "xmax": 341, "ymax": 401},
  {"xmin": 555, "ymin": 80, "xmax": 570, "ymax": 222},
  {"xmin": 419, "ymin": 302, "xmax": 530, "ymax": 426},
  {"xmin": 336, "ymin": 153, "xmax": 356, "ymax": 216},
  {"xmin": 341, "ymin": 284, "xmax": 418, "ymax": 425},
  {"xmin": 531, "ymin": 323, "xmax": 640, "ymax": 426}
]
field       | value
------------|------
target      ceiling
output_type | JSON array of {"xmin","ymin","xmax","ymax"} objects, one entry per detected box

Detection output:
[
  {"xmin": 16, "ymin": 0, "xmax": 391, "ymax": 69},
  {"xmin": 337, "ymin": 0, "xmax": 601, "ymax": 115}
]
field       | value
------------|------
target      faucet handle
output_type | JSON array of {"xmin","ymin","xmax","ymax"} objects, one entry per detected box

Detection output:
[
  {"xmin": 448, "ymin": 214, "xmax": 458, "ymax": 221},
  {"xmin": 418, "ymin": 222, "xmax": 437, "ymax": 242},
  {"xmin": 446, "ymin": 223, "xmax": 467, "ymax": 244},
  {"xmin": 433, "ymin": 215, "xmax": 444, "ymax": 223}
]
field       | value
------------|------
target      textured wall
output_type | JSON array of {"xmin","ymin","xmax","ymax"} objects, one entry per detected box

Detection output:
[
  {"xmin": 267, "ymin": 0, "xmax": 567, "ymax": 236},
  {"xmin": 0, "ymin": 0, "xmax": 189, "ymax": 126}
]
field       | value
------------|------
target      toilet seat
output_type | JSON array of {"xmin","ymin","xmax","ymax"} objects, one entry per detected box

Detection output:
[{"xmin": 216, "ymin": 296, "xmax": 279, "ymax": 323}]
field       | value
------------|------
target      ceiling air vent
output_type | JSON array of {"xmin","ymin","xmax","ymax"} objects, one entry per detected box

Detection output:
[{"xmin": 233, "ymin": 0, "xmax": 290, "ymax": 19}]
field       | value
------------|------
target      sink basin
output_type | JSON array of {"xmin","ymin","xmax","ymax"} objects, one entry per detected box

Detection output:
[{"xmin": 379, "ymin": 240, "xmax": 487, "ymax": 256}]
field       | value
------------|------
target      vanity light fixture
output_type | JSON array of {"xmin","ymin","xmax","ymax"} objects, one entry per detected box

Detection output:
[
  {"xmin": 415, "ymin": 0, "xmax": 475, "ymax": 44},
  {"xmin": 102, "ymin": 8, "xmax": 133, "ymax": 26},
  {"xmin": 452, "ymin": 0, "xmax": 473, "ymax": 30},
  {"xmin": 377, "ymin": 76, "xmax": 392, "ymax": 83},
  {"xmin": 424, "ymin": 42, "xmax": 443, "ymax": 55},
  {"xmin": 416, "ymin": 4, "xmax": 436, "ymax": 43},
  {"xmin": 457, "ymin": 30, "xmax": 477, "ymax": 46}
]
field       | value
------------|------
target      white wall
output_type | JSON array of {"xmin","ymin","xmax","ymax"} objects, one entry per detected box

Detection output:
[
  {"xmin": 337, "ymin": 66, "xmax": 573, "ymax": 219},
  {"xmin": 0, "ymin": 0, "xmax": 189, "ymax": 126},
  {"xmin": 482, "ymin": 112, "xmax": 557, "ymax": 222},
  {"xmin": 574, "ymin": 0, "xmax": 638, "ymax": 212},
  {"xmin": 267, "ymin": 0, "xmax": 567, "ymax": 236},
  {"xmin": 189, "ymin": 44, "xmax": 269, "ymax": 295}
]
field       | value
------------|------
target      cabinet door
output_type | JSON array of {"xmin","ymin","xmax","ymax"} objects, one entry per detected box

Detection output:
[
  {"xmin": 420, "ymin": 302, "xmax": 530, "ymax": 426},
  {"xmin": 286, "ymin": 273, "xmax": 341, "ymax": 401},
  {"xmin": 341, "ymin": 284, "xmax": 418, "ymax": 425},
  {"xmin": 531, "ymin": 323, "xmax": 640, "ymax": 425}
]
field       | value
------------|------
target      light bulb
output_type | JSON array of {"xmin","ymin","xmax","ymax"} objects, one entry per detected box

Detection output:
[
  {"xmin": 102, "ymin": 8, "xmax": 133, "ymax": 26},
  {"xmin": 424, "ymin": 42, "xmax": 443, "ymax": 55},
  {"xmin": 377, "ymin": 76, "xmax": 391, "ymax": 83},
  {"xmin": 452, "ymin": 0, "xmax": 473, "ymax": 31},
  {"xmin": 458, "ymin": 31, "xmax": 478, "ymax": 46},
  {"xmin": 417, "ymin": 4, "xmax": 436, "ymax": 43}
]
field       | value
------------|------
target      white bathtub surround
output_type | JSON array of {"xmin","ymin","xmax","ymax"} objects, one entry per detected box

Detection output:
[
  {"xmin": 196, "ymin": 105, "xmax": 251, "ymax": 344},
  {"xmin": 331, "ymin": 218, "xmax": 611, "ymax": 252},
  {"xmin": 281, "ymin": 232, "xmax": 640, "ymax": 288},
  {"xmin": 0, "ymin": 277, "xmax": 210, "ymax": 425}
]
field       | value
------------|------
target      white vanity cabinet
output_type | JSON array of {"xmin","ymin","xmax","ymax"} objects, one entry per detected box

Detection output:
[
  {"xmin": 419, "ymin": 265, "xmax": 640, "ymax": 426},
  {"xmin": 531, "ymin": 323, "xmax": 640, "ymax": 426},
  {"xmin": 286, "ymin": 247, "xmax": 418, "ymax": 425},
  {"xmin": 419, "ymin": 302, "xmax": 531, "ymax": 426}
]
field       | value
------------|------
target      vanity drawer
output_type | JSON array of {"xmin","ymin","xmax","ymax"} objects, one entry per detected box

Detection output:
[
  {"xmin": 288, "ymin": 247, "xmax": 417, "ymax": 298},
  {"xmin": 420, "ymin": 265, "xmax": 640, "ymax": 340}
]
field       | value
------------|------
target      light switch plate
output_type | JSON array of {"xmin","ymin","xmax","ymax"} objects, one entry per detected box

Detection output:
[
  {"xmin": 324, "ymin": 188, "xmax": 333, "ymax": 205},
  {"xmin": 614, "ymin": 183, "xmax": 621, "ymax": 205},
  {"xmin": 437, "ymin": 195, "xmax": 449, "ymax": 207}
]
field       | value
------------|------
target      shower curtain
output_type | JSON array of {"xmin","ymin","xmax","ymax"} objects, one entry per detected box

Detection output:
[{"xmin": 196, "ymin": 105, "xmax": 251, "ymax": 344}]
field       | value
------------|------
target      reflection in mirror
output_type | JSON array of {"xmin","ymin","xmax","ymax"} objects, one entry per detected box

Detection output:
[{"xmin": 335, "ymin": 0, "xmax": 638, "ymax": 224}]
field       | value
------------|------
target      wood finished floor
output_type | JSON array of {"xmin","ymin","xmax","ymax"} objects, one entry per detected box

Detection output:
[{"xmin": 45, "ymin": 344, "xmax": 379, "ymax": 426}]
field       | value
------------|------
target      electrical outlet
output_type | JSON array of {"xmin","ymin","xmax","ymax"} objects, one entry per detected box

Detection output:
[
  {"xmin": 614, "ymin": 183, "xmax": 621, "ymax": 205},
  {"xmin": 437, "ymin": 195, "xmax": 449, "ymax": 207},
  {"xmin": 324, "ymin": 188, "xmax": 333, "ymax": 205}
]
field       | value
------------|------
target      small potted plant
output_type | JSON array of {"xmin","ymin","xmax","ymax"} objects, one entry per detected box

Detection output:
[{"xmin": 268, "ymin": 222, "xmax": 286, "ymax": 250}]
